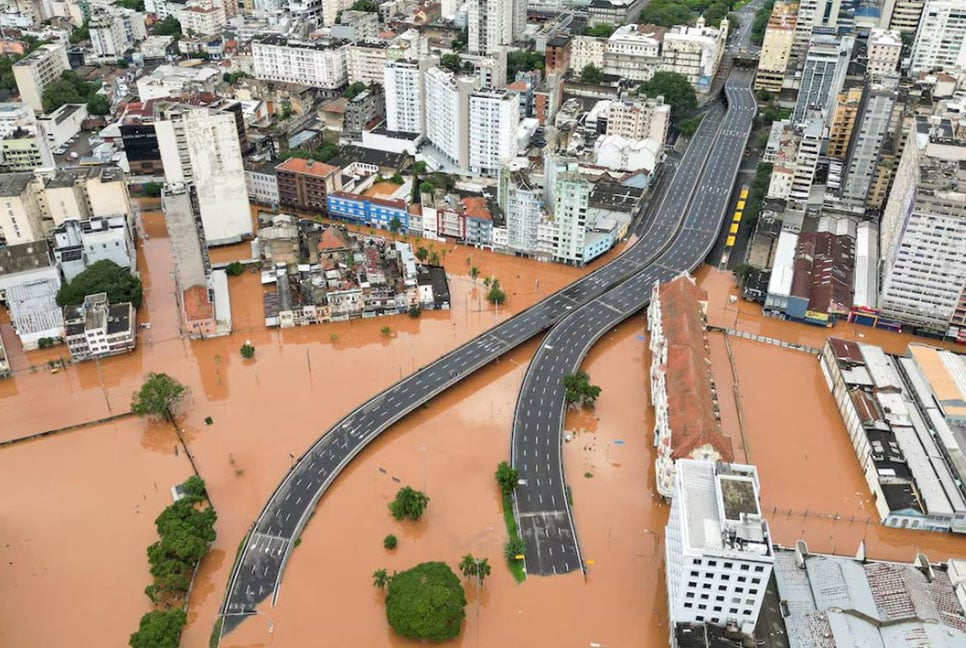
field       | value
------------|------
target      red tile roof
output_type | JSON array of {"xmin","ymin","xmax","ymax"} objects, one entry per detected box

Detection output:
[
  {"xmin": 318, "ymin": 228, "xmax": 350, "ymax": 251},
  {"xmin": 461, "ymin": 196, "xmax": 491, "ymax": 221},
  {"xmin": 658, "ymin": 276, "xmax": 733, "ymax": 462},
  {"xmin": 183, "ymin": 285, "xmax": 213, "ymax": 322},
  {"xmin": 276, "ymin": 157, "xmax": 339, "ymax": 178},
  {"xmin": 507, "ymin": 80, "xmax": 529, "ymax": 91}
]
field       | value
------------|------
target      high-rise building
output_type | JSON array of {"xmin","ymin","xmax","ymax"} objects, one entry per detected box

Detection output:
[
  {"xmin": 866, "ymin": 28, "xmax": 902, "ymax": 77},
  {"xmin": 792, "ymin": 0, "xmax": 844, "ymax": 59},
  {"xmin": 252, "ymin": 36, "xmax": 348, "ymax": 90},
  {"xmin": 887, "ymin": 0, "xmax": 925, "ymax": 33},
  {"xmin": 840, "ymin": 76, "xmax": 899, "ymax": 208},
  {"xmin": 384, "ymin": 59, "xmax": 429, "ymax": 135},
  {"xmin": 469, "ymin": 89, "xmax": 518, "ymax": 177},
  {"xmin": 0, "ymin": 173, "xmax": 44, "ymax": 244},
  {"xmin": 879, "ymin": 122, "xmax": 966, "ymax": 335},
  {"xmin": 661, "ymin": 17, "xmax": 729, "ymax": 91},
  {"xmin": 12, "ymin": 42, "xmax": 70, "ymax": 112},
  {"xmin": 792, "ymin": 35, "xmax": 854, "ymax": 125},
  {"xmin": 155, "ymin": 100, "xmax": 253, "ymax": 245},
  {"xmin": 548, "ymin": 161, "xmax": 591, "ymax": 265},
  {"xmin": 498, "ymin": 165, "xmax": 542, "ymax": 256},
  {"xmin": 468, "ymin": 0, "xmax": 513, "ymax": 55},
  {"xmin": 605, "ymin": 96, "xmax": 670, "ymax": 145},
  {"xmin": 826, "ymin": 86, "xmax": 863, "ymax": 159},
  {"xmin": 755, "ymin": 1, "xmax": 798, "ymax": 93},
  {"xmin": 88, "ymin": 8, "xmax": 147, "ymax": 59},
  {"xmin": 423, "ymin": 67, "xmax": 478, "ymax": 171},
  {"xmin": 909, "ymin": 1, "xmax": 966, "ymax": 74},
  {"xmin": 789, "ymin": 116, "xmax": 824, "ymax": 204},
  {"xmin": 665, "ymin": 460, "xmax": 774, "ymax": 635},
  {"xmin": 0, "ymin": 102, "xmax": 53, "ymax": 171}
]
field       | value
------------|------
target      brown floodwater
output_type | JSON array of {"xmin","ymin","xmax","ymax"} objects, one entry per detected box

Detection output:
[{"xmin": 3, "ymin": 219, "xmax": 963, "ymax": 648}]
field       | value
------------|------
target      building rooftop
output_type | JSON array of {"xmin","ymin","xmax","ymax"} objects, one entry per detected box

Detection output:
[
  {"xmin": 5, "ymin": 277, "xmax": 64, "ymax": 335},
  {"xmin": 0, "ymin": 242, "xmax": 53, "ymax": 277},
  {"xmin": 0, "ymin": 172, "xmax": 33, "ymax": 197},
  {"xmin": 182, "ymin": 284, "xmax": 213, "ymax": 322},
  {"xmin": 275, "ymin": 157, "xmax": 340, "ymax": 178}
]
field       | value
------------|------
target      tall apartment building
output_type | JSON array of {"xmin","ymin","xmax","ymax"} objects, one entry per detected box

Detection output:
[
  {"xmin": 665, "ymin": 460, "xmax": 774, "ymax": 635},
  {"xmin": 789, "ymin": 116, "xmax": 824, "ymax": 204},
  {"xmin": 468, "ymin": 89, "xmax": 518, "ymax": 177},
  {"xmin": 345, "ymin": 42, "xmax": 388, "ymax": 86},
  {"xmin": 880, "ymin": 124, "xmax": 966, "ymax": 335},
  {"xmin": 826, "ymin": 86, "xmax": 863, "ymax": 159},
  {"xmin": 0, "ymin": 102, "xmax": 53, "ymax": 171},
  {"xmin": 12, "ymin": 42, "xmax": 70, "ymax": 112},
  {"xmin": 498, "ymin": 166, "xmax": 542, "ymax": 256},
  {"xmin": 867, "ymin": 28, "xmax": 902, "ymax": 77},
  {"xmin": 384, "ymin": 59, "xmax": 428, "ymax": 134},
  {"xmin": 570, "ymin": 35, "xmax": 606, "ymax": 74},
  {"xmin": 89, "ymin": 8, "xmax": 147, "ymax": 59},
  {"xmin": 792, "ymin": 36, "xmax": 854, "ymax": 125},
  {"xmin": 155, "ymin": 101, "xmax": 253, "ymax": 245},
  {"xmin": 840, "ymin": 76, "xmax": 898, "ymax": 208},
  {"xmin": 548, "ymin": 161, "xmax": 591, "ymax": 265},
  {"xmin": 468, "ymin": 0, "xmax": 525, "ymax": 54},
  {"xmin": 661, "ymin": 17, "xmax": 728, "ymax": 91},
  {"xmin": 252, "ymin": 36, "xmax": 348, "ymax": 90},
  {"xmin": 36, "ymin": 166, "xmax": 131, "ymax": 230},
  {"xmin": 754, "ymin": 0, "xmax": 798, "ymax": 93},
  {"xmin": 0, "ymin": 173, "xmax": 44, "ymax": 245},
  {"xmin": 275, "ymin": 157, "xmax": 342, "ymax": 213},
  {"xmin": 424, "ymin": 67, "xmax": 478, "ymax": 171},
  {"xmin": 605, "ymin": 96, "xmax": 670, "ymax": 145},
  {"xmin": 909, "ymin": 1, "xmax": 966, "ymax": 74},
  {"xmin": 887, "ymin": 0, "xmax": 925, "ymax": 32},
  {"xmin": 792, "ymin": 0, "xmax": 843, "ymax": 59}
]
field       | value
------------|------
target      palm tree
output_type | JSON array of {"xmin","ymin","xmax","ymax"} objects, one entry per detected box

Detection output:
[
  {"xmin": 476, "ymin": 558, "xmax": 491, "ymax": 586},
  {"xmin": 459, "ymin": 554, "xmax": 478, "ymax": 580},
  {"xmin": 372, "ymin": 568, "xmax": 389, "ymax": 591}
]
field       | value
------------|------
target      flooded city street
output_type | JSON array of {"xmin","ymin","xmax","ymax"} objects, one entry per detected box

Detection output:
[{"xmin": 1, "ymin": 212, "xmax": 963, "ymax": 647}]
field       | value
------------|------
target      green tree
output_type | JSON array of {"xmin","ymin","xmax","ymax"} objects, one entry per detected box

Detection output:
[
  {"xmin": 638, "ymin": 0, "xmax": 695, "ymax": 27},
  {"xmin": 408, "ymin": 305, "xmax": 421, "ymax": 318},
  {"xmin": 383, "ymin": 534, "xmax": 398, "ymax": 549},
  {"xmin": 563, "ymin": 370, "xmax": 602, "ymax": 408},
  {"xmin": 677, "ymin": 115, "xmax": 703, "ymax": 137},
  {"xmin": 639, "ymin": 71, "xmax": 697, "ymax": 122},
  {"xmin": 87, "ymin": 93, "xmax": 110, "ymax": 116},
  {"xmin": 350, "ymin": 0, "xmax": 378, "ymax": 10},
  {"xmin": 583, "ymin": 23, "xmax": 616, "ymax": 37},
  {"xmin": 751, "ymin": 0, "xmax": 776, "ymax": 46},
  {"xmin": 41, "ymin": 70, "xmax": 98, "ymax": 114},
  {"xmin": 579, "ymin": 64, "xmax": 603, "ymax": 84},
  {"xmin": 115, "ymin": 0, "xmax": 145, "ymax": 9},
  {"xmin": 56, "ymin": 259, "xmax": 142, "ymax": 308},
  {"xmin": 504, "ymin": 536, "xmax": 526, "ymax": 561},
  {"xmin": 385, "ymin": 562, "xmax": 466, "ymax": 642},
  {"xmin": 495, "ymin": 461, "xmax": 519, "ymax": 495},
  {"xmin": 143, "ymin": 181, "xmax": 163, "ymax": 197},
  {"xmin": 389, "ymin": 216, "xmax": 402, "ymax": 234},
  {"xmin": 419, "ymin": 180, "xmax": 435, "ymax": 194},
  {"xmin": 70, "ymin": 21, "xmax": 90, "ymax": 44},
  {"xmin": 343, "ymin": 81, "xmax": 366, "ymax": 99},
  {"xmin": 129, "ymin": 609, "xmax": 187, "ymax": 648},
  {"xmin": 413, "ymin": 161, "xmax": 428, "ymax": 174},
  {"xmin": 373, "ymin": 568, "xmax": 390, "ymax": 590},
  {"xmin": 476, "ymin": 558, "xmax": 491, "ymax": 585},
  {"xmin": 380, "ymin": 325, "xmax": 392, "ymax": 337},
  {"xmin": 290, "ymin": 141, "xmax": 340, "ymax": 163},
  {"xmin": 181, "ymin": 475, "xmax": 207, "ymax": 499},
  {"xmin": 240, "ymin": 343, "xmax": 255, "ymax": 359},
  {"xmin": 440, "ymin": 53, "xmax": 462, "ymax": 74},
  {"xmin": 415, "ymin": 247, "xmax": 429, "ymax": 262},
  {"xmin": 131, "ymin": 373, "xmax": 188, "ymax": 421},
  {"xmin": 225, "ymin": 261, "xmax": 244, "ymax": 276},
  {"xmin": 459, "ymin": 554, "xmax": 477, "ymax": 580},
  {"xmin": 469, "ymin": 266, "xmax": 479, "ymax": 280},
  {"xmin": 507, "ymin": 50, "xmax": 544, "ymax": 78},
  {"xmin": 486, "ymin": 279, "xmax": 506, "ymax": 305},
  {"xmin": 152, "ymin": 16, "xmax": 182, "ymax": 36},
  {"xmin": 389, "ymin": 486, "xmax": 430, "ymax": 521}
]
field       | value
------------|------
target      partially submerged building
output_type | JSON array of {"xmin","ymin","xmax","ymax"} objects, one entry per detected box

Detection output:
[
  {"xmin": 648, "ymin": 274, "xmax": 732, "ymax": 497},
  {"xmin": 63, "ymin": 292, "xmax": 135, "ymax": 362}
]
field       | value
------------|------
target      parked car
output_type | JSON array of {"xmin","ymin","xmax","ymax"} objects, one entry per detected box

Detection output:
[{"xmin": 53, "ymin": 145, "xmax": 68, "ymax": 155}]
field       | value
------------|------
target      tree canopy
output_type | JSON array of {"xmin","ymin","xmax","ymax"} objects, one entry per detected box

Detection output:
[
  {"xmin": 495, "ymin": 461, "xmax": 519, "ymax": 496},
  {"xmin": 131, "ymin": 373, "xmax": 188, "ymax": 421},
  {"xmin": 41, "ymin": 70, "xmax": 105, "ymax": 115},
  {"xmin": 389, "ymin": 486, "xmax": 430, "ymax": 521},
  {"xmin": 385, "ymin": 562, "xmax": 466, "ymax": 642},
  {"xmin": 290, "ymin": 141, "xmax": 340, "ymax": 163},
  {"xmin": 579, "ymin": 64, "xmax": 603, "ymax": 84},
  {"xmin": 152, "ymin": 16, "xmax": 182, "ymax": 36},
  {"xmin": 440, "ymin": 53, "xmax": 462, "ymax": 74},
  {"xmin": 350, "ymin": 0, "xmax": 379, "ymax": 11},
  {"xmin": 563, "ymin": 370, "xmax": 602, "ymax": 408},
  {"xmin": 583, "ymin": 23, "xmax": 616, "ymax": 38},
  {"xmin": 129, "ymin": 609, "xmax": 187, "ymax": 648},
  {"xmin": 639, "ymin": 0, "xmax": 737, "ymax": 28},
  {"xmin": 507, "ymin": 50, "xmax": 544, "ymax": 78},
  {"xmin": 56, "ymin": 260, "xmax": 142, "ymax": 308},
  {"xmin": 639, "ymin": 71, "xmax": 697, "ymax": 121},
  {"xmin": 343, "ymin": 81, "xmax": 366, "ymax": 99}
]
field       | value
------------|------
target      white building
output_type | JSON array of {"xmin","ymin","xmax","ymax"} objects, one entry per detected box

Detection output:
[
  {"xmin": 498, "ymin": 165, "xmax": 543, "ymax": 256},
  {"xmin": 384, "ymin": 59, "xmax": 427, "ymax": 134},
  {"xmin": 424, "ymin": 67, "xmax": 477, "ymax": 170},
  {"xmin": 879, "ymin": 125, "xmax": 966, "ymax": 335},
  {"xmin": 547, "ymin": 160, "xmax": 590, "ymax": 264},
  {"xmin": 468, "ymin": 0, "xmax": 513, "ymax": 56},
  {"xmin": 661, "ymin": 17, "xmax": 728, "ymax": 91},
  {"xmin": 665, "ymin": 460, "xmax": 774, "ymax": 635},
  {"xmin": 602, "ymin": 24, "xmax": 663, "ymax": 82},
  {"xmin": 570, "ymin": 35, "xmax": 606, "ymax": 74},
  {"xmin": 63, "ymin": 292, "xmax": 136, "ymax": 362},
  {"xmin": 180, "ymin": 2, "xmax": 226, "ymax": 36},
  {"xmin": 135, "ymin": 65, "xmax": 220, "ymax": 102},
  {"xmin": 788, "ymin": 116, "xmax": 824, "ymax": 205},
  {"xmin": 910, "ymin": 1, "xmax": 966, "ymax": 74},
  {"xmin": 37, "ymin": 103, "xmax": 87, "ymax": 149},
  {"xmin": 244, "ymin": 163, "xmax": 279, "ymax": 206},
  {"xmin": 155, "ymin": 102, "xmax": 253, "ymax": 245},
  {"xmin": 37, "ymin": 166, "xmax": 131, "ymax": 230},
  {"xmin": 867, "ymin": 28, "xmax": 903, "ymax": 77},
  {"xmin": 469, "ymin": 89, "xmax": 518, "ymax": 176},
  {"xmin": 345, "ymin": 42, "xmax": 389, "ymax": 86},
  {"xmin": 12, "ymin": 42, "xmax": 70, "ymax": 113},
  {"xmin": 89, "ymin": 7, "xmax": 147, "ymax": 59},
  {"xmin": 252, "ymin": 36, "xmax": 348, "ymax": 90},
  {"xmin": 0, "ymin": 102, "xmax": 54, "ymax": 171},
  {"xmin": 605, "ymin": 96, "xmax": 670, "ymax": 144},
  {"xmin": 52, "ymin": 216, "xmax": 135, "ymax": 282},
  {"xmin": 0, "ymin": 172, "xmax": 45, "ymax": 245},
  {"xmin": 594, "ymin": 134, "xmax": 661, "ymax": 173}
]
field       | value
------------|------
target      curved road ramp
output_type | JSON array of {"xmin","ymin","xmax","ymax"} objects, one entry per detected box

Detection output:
[
  {"xmin": 510, "ymin": 69, "xmax": 757, "ymax": 576},
  {"xmin": 217, "ymin": 67, "xmax": 757, "ymax": 638}
]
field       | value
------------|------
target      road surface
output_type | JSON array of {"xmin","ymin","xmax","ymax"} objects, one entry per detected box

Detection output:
[{"xmin": 510, "ymin": 69, "xmax": 757, "ymax": 576}]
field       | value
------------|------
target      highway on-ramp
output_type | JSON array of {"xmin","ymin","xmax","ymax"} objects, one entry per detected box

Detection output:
[
  {"xmin": 510, "ymin": 69, "xmax": 757, "ymax": 576},
  {"xmin": 217, "ymin": 88, "xmax": 733, "ymax": 636}
]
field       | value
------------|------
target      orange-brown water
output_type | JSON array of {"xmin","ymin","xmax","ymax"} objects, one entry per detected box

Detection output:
[{"xmin": 2, "ymin": 220, "xmax": 964, "ymax": 648}]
